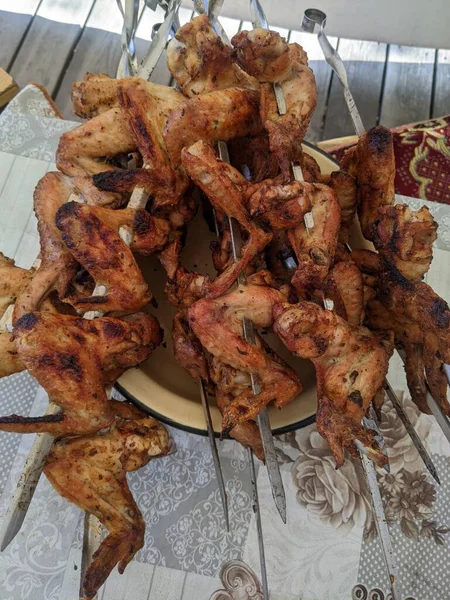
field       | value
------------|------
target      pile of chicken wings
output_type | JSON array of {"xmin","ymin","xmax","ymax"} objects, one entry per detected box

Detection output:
[{"xmin": 0, "ymin": 15, "xmax": 449, "ymax": 598}]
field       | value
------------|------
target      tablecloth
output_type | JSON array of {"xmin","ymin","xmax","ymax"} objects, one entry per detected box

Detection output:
[{"xmin": 0, "ymin": 84, "xmax": 450, "ymax": 600}]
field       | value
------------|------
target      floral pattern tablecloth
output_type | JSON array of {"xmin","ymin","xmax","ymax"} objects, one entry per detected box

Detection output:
[{"xmin": 0, "ymin": 84, "xmax": 450, "ymax": 600}]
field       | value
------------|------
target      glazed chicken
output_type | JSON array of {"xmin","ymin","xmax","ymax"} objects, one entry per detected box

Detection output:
[
  {"xmin": 188, "ymin": 271, "xmax": 302, "ymax": 433},
  {"xmin": 341, "ymin": 126, "xmax": 395, "ymax": 241},
  {"xmin": 232, "ymin": 28, "xmax": 317, "ymax": 178},
  {"xmin": 0, "ymin": 312, "xmax": 162, "ymax": 436},
  {"xmin": 372, "ymin": 204, "xmax": 437, "ymax": 280},
  {"xmin": 274, "ymin": 301, "xmax": 393, "ymax": 468},
  {"xmin": 55, "ymin": 202, "xmax": 151, "ymax": 315},
  {"xmin": 44, "ymin": 400, "xmax": 169, "ymax": 600},
  {"xmin": 182, "ymin": 141, "xmax": 272, "ymax": 297}
]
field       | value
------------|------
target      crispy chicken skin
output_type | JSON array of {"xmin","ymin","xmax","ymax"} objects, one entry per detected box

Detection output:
[
  {"xmin": 55, "ymin": 202, "xmax": 151, "ymax": 315},
  {"xmin": 288, "ymin": 184, "xmax": 340, "ymax": 294},
  {"xmin": 167, "ymin": 15, "xmax": 259, "ymax": 96},
  {"xmin": 172, "ymin": 309, "xmax": 209, "ymax": 382},
  {"xmin": 0, "ymin": 312, "xmax": 162, "ymax": 436},
  {"xmin": 342, "ymin": 126, "xmax": 395, "ymax": 241},
  {"xmin": 56, "ymin": 106, "xmax": 136, "ymax": 206},
  {"xmin": 273, "ymin": 301, "xmax": 393, "ymax": 468},
  {"xmin": 373, "ymin": 204, "xmax": 437, "ymax": 280},
  {"xmin": 232, "ymin": 29, "xmax": 317, "ymax": 178},
  {"xmin": 14, "ymin": 172, "xmax": 79, "ymax": 322},
  {"xmin": 325, "ymin": 261, "xmax": 364, "ymax": 326},
  {"xmin": 104, "ymin": 78, "xmax": 189, "ymax": 211},
  {"xmin": 182, "ymin": 141, "xmax": 272, "ymax": 297},
  {"xmin": 0, "ymin": 253, "xmax": 32, "ymax": 317},
  {"xmin": 0, "ymin": 331, "xmax": 24, "ymax": 378},
  {"xmin": 188, "ymin": 271, "xmax": 302, "ymax": 432},
  {"xmin": 328, "ymin": 170, "xmax": 358, "ymax": 243},
  {"xmin": 44, "ymin": 401, "xmax": 169, "ymax": 600},
  {"xmin": 355, "ymin": 249, "xmax": 450, "ymax": 415},
  {"xmin": 164, "ymin": 87, "xmax": 263, "ymax": 169},
  {"xmin": 72, "ymin": 73, "xmax": 119, "ymax": 119}
]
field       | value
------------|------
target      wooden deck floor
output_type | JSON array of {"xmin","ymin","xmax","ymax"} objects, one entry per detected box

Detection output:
[{"xmin": 1, "ymin": 0, "xmax": 450, "ymax": 141}]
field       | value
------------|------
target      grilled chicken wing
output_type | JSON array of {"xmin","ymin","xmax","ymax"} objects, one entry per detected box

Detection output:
[
  {"xmin": 72, "ymin": 72, "xmax": 119, "ymax": 119},
  {"xmin": 355, "ymin": 249, "xmax": 450, "ymax": 415},
  {"xmin": 373, "ymin": 204, "xmax": 437, "ymax": 280},
  {"xmin": 274, "ymin": 301, "xmax": 392, "ymax": 468},
  {"xmin": 167, "ymin": 15, "xmax": 259, "ymax": 96},
  {"xmin": 188, "ymin": 271, "xmax": 302, "ymax": 432},
  {"xmin": 182, "ymin": 141, "xmax": 271, "ymax": 297},
  {"xmin": 44, "ymin": 401, "xmax": 169, "ymax": 600},
  {"xmin": 56, "ymin": 106, "xmax": 136, "ymax": 206},
  {"xmin": 55, "ymin": 202, "xmax": 151, "ymax": 314},
  {"xmin": 342, "ymin": 126, "xmax": 395, "ymax": 241},
  {"xmin": 94, "ymin": 78, "xmax": 189, "ymax": 212},
  {"xmin": 0, "ymin": 312, "xmax": 162, "ymax": 435},
  {"xmin": 14, "ymin": 172, "xmax": 79, "ymax": 322},
  {"xmin": 232, "ymin": 29, "xmax": 317, "ymax": 178}
]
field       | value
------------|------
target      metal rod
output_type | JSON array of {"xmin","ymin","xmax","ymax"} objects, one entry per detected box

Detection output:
[
  {"xmin": 199, "ymin": 379, "xmax": 230, "ymax": 531},
  {"xmin": 385, "ymin": 380, "xmax": 440, "ymax": 484},
  {"xmin": 248, "ymin": 447, "xmax": 270, "ymax": 600},
  {"xmin": 80, "ymin": 513, "xmax": 103, "ymax": 600},
  {"xmin": 218, "ymin": 140, "xmax": 287, "ymax": 524},
  {"xmin": 116, "ymin": 0, "xmax": 139, "ymax": 78},
  {"xmin": 355, "ymin": 443, "xmax": 402, "ymax": 600}
]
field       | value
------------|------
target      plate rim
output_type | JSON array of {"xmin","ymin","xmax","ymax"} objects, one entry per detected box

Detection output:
[{"xmin": 119, "ymin": 141, "xmax": 340, "ymax": 436}]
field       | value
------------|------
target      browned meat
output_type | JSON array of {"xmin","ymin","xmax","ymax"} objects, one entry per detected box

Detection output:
[
  {"xmin": 233, "ymin": 29, "xmax": 317, "ymax": 178},
  {"xmin": 182, "ymin": 141, "xmax": 271, "ymax": 298},
  {"xmin": 188, "ymin": 271, "xmax": 302, "ymax": 432},
  {"xmin": 44, "ymin": 401, "xmax": 169, "ymax": 600},
  {"xmin": 274, "ymin": 301, "xmax": 393, "ymax": 468},
  {"xmin": 167, "ymin": 15, "xmax": 259, "ymax": 97},
  {"xmin": 55, "ymin": 202, "xmax": 151, "ymax": 315},
  {"xmin": 0, "ymin": 312, "xmax": 162, "ymax": 436},
  {"xmin": 72, "ymin": 73, "xmax": 120, "ymax": 119},
  {"xmin": 373, "ymin": 204, "xmax": 437, "ymax": 280}
]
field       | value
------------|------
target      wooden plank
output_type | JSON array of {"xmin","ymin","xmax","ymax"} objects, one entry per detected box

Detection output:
[
  {"xmin": 432, "ymin": 50, "xmax": 450, "ymax": 118},
  {"xmin": 0, "ymin": 1, "xmax": 42, "ymax": 69},
  {"xmin": 9, "ymin": 0, "xmax": 96, "ymax": 97},
  {"xmin": 322, "ymin": 38, "xmax": 387, "ymax": 140},
  {"xmin": 379, "ymin": 44, "xmax": 436, "ymax": 128},
  {"xmin": 289, "ymin": 30, "xmax": 337, "ymax": 142}
]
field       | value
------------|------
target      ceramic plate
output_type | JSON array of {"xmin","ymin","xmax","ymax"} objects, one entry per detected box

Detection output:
[{"xmin": 117, "ymin": 142, "xmax": 339, "ymax": 435}]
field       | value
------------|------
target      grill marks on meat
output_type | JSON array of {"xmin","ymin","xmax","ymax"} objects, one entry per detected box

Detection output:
[
  {"xmin": 0, "ymin": 312, "xmax": 162, "ymax": 436},
  {"xmin": 373, "ymin": 204, "xmax": 437, "ymax": 281},
  {"xmin": 44, "ymin": 401, "xmax": 169, "ymax": 600},
  {"xmin": 55, "ymin": 202, "xmax": 151, "ymax": 314},
  {"xmin": 341, "ymin": 126, "xmax": 395, "ymax": 241},
  {"xmin": 273, "ymin": 301, "xmax": 392, "ymax": 468}
]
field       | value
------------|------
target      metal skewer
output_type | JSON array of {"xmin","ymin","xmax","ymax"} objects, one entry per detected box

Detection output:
[
  {"xmin": 218, "ymin": 142, "xmax": 271, "ymax": 600},
  {"xmin": 116, "ymin": 0, "xmax": 139, "ymax": 79},
  {"xmin": 302, "ymin": 8, "xmax": 443, "ymax": 478}
]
